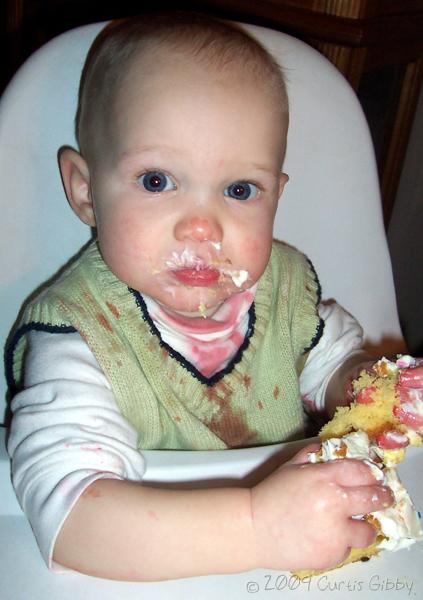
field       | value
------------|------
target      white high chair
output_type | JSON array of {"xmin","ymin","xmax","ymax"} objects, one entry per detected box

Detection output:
[{"xmin": 1, "ymin": 20, "xmax": 419, "ymax": 600}]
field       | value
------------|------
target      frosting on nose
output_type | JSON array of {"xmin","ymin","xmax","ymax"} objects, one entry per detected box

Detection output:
[{"xmin": 174, "ymin": 216, "xmax": 223, "ymax": 242}]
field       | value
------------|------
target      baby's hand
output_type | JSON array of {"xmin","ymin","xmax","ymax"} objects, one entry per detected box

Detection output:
[
  {"xmin": 394, "ymin": 359, "xmax": 423, "ymax": 433},
  {"xmin": 250, "ymin": 444, "xmax": 393, "ymax": 572}
]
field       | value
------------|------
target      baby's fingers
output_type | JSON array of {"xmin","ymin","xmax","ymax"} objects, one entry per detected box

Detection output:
[
  {"xmin": 399, "ymin": 364, "xmax": 423, "ymax": 388},
  {"xmin": 326, "ymin": 458, "xmax": 384, "ymax": 487},
  {"xmin": 342, "ymin": 484, "xmax": 394, "ymax": 516},
  {"xmin": 347, "ymin": 518, "xmax": 378, "ymax": 550}
]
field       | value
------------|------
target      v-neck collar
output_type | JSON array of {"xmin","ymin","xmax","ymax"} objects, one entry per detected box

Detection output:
[{"xmin": 129, "ymin": 289, "xmax": 257, "ymax": 386}]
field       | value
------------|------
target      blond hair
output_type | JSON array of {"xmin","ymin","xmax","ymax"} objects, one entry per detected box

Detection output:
[{"xmin": 76, "ymin": 11, "xmax": 288, "ymax": 162}]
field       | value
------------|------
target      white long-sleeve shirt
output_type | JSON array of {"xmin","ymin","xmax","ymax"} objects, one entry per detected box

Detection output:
[{"xmin": 7, "ymin": 301, "xmax": 363, "ymax": 569}]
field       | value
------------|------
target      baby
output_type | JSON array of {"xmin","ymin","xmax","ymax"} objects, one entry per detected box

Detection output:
[{"xmin": 6, "ymin": 12, "xmax": 401, "ymax": 581}]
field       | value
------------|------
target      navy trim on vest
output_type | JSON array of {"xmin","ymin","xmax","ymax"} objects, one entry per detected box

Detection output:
[
  {"xmin": 303, "ymin": 317, "xmax": 325, "ymax": 355},
  {"xmin": 303, "ymin": 258, "xmax": 325, "ymax": 354},
  {"xmin": 306, "ymin": 257, "xmax": 322, "ymax": 304},
  {"xmin": 129, "ymin": 288, "xmax": 256, "ymax": 387},
  {"xmin": 5, "ymin": 322, "xmax": 77, "ymax": 393}
]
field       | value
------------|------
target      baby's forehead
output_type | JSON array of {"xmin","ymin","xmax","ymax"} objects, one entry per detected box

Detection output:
[
  {"xmin": 107, "ymin": 45, "xmax": 288, "ymax": 159},
  {"xmin": 124, "ymin": 41, "xmax": 250, "ymax": 78},
  {"xmin": 77, "ymin": 18, "xmax": 288, "ymax": 163},
  {"xmin": 119, "ymin": 43, "xmax": 279, "ymax": 103}
]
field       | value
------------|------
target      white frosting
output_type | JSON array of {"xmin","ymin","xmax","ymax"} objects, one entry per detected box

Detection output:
[
  {"xmin": 374, "ymin": 357, "xmax": 399, "ymax": 376},
  {"xmin": 374, "ymin": 355, "xmax": 415, "ymax": 374},
  {"xmin": 308, "ymin": 431, "xmax": 384, "ymax": 481},
  {"xmin": 165, "ymin": 247, "xmax": 203, "ymax": 269},
  {"xmin": 220, "ymin": 268, "xmax": 249, "ymax": 288},
  {"xmin": 308, "ymin": 431, "xmax": 423, "ymax": 552},
  {"xmin": 374, "ymin": 469, "xmax": 423, "ymax": 551},
  {"xmin": 396, "ymin": 355, "xmax": 416, "ymax": 369}
]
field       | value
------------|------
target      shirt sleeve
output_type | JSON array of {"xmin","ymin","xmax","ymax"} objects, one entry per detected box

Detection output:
[
  {"xmin": 7, "ymin": 330, "xmax": 146, "ymax": 571},
  {"xmin": 299, "ymin": 302, "xmax": 364, "ymax": 414}
]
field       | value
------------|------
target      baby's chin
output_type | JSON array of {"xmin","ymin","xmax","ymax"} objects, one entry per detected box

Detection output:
[
  {"xmin": 164, "ymin": 304, "xmax": 221, "ymax": 319},
  {"xmin": 156, "ymin": 282, "xmax": 247, "ymax": 318}
]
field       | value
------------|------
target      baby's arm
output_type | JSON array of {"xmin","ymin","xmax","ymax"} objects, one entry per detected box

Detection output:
[
  {"xmin": 8, "ymin": 330, "xmax": 146, "ymax": 569},
  {"xmin": 54, "ymin": 477, "xmax": 254, "ymax": 579},
  {"xmin": 54, "ymin": 444, "xmax": 392, "ymax": 579},
  {"xmin": 300, "ymin": 303, "xmax": 372, "ymax": 418}
]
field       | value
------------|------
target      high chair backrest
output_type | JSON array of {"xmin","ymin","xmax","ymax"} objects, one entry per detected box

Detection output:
[{"xmin": 0, "ymin": 21, "xmax": 403, "ymax": 422}]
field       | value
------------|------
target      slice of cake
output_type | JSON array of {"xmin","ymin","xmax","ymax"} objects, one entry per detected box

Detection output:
[
  {"xmin": 320, "ymin": 355, "xmax": 422, "ymax": 464},
  {"xmin": 295, "ymin": 355, "xmax": 423, "ymax": 578}
]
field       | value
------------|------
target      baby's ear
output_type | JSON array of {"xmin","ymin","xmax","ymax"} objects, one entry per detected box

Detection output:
[
  {"xmin": 58, "ymin": 147, "xmax": 96, "ymax": 227},
  {"xmin": 278, "ymin": 172, "xmax": 289, "ymax": 198}
]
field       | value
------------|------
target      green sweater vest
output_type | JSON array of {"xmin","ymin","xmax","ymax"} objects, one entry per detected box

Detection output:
[{"xmin": 9, "ymin": 240, "xmax": 323, "ymax": 450}]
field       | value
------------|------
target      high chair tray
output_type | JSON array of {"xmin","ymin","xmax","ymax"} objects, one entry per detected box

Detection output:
[{"xmin": 1, "ymin": 426, "xmax": 422, "ymax": 600}]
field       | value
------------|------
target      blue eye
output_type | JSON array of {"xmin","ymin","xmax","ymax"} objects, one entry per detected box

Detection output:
[
  {"xmin": 224, "ymin": 181, "xmax": 259, "ymax": 201},
  {"xmin": 138, "ymin": 171, "xmax": 175, "ymax": 193}
]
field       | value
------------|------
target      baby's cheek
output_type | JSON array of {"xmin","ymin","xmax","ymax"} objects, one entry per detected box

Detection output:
[
  {"xmin": 242, "ymin": 236, "xmax": 272, "ymax": 270},
  {"xmin": 243, "ymin": 237, "xmax": 261, "ymax": 256}
]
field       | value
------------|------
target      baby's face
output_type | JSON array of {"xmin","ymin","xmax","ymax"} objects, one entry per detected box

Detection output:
[{"xmin": 89, "ymin": 51, "xmax": 288, "ymax": 317}]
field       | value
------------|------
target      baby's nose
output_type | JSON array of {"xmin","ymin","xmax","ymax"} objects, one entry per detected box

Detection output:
[{"xmin": 174, "ymin": 216, "xmax": 223, "ymax": 243}]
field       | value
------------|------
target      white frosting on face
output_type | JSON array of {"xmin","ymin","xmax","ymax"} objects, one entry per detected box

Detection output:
[
  {"xmin": 164, "ymin": 247, "xmax": 203, "ymax": 270},
  {"xmin": 308, "ymin": 431, "xmax": 423, "ymax": 552},
  {"xmin": 221, "ymin": 268, "xmax": 249, "ymax": 288},
  {"xmin": 209, "ymin": 241, "xmax": 222, "ymax": 251}
]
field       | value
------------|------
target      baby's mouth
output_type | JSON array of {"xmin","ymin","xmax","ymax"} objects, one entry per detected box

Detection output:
[
  {"xmin": 172, "ymin": 266, "xmax": 220, "ymax": 287},
  {"xmin": 163, "ymin": 245, "xmax": 250, "ymax": 288}
]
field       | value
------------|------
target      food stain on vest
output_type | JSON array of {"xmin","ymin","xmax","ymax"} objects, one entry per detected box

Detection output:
[
  {"xmin": 257, "ymin": 400, "xmax": 264, "ymax": 410},
  {"xmin": 273, "ymin": 385, "xmax": 280, "ymax": 399},
  {"xmin": 106, "ymin": 301, "xmax": 120, "ymax": 319},
  {"xmin": 204, "ymin": 381, "xmax": 256, "ymax": 447},
  {"xmin": 97, "ymin": 313, "xmax": 113, "ymax": 332},
  {"xmin": 243, "ymin": 374, "xmax": 251, "ymax": 389},
  {"xmin": 83, "ymin": 291, "xmax": 96, "ymax": 305}
]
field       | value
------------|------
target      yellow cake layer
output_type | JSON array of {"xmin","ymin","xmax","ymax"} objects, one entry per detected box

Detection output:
[
  {"xmin": 294, "ymin": 534, "xmax": 383, "ymax": 579},
  {"xmin": 320, "ymin": 370, "xmax": 401, "ymax": 441}
]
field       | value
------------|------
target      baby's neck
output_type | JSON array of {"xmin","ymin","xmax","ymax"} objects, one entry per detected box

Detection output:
[{"xmin": 142, "ymin": 286, "xmax": 257, "ymax": 377}]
